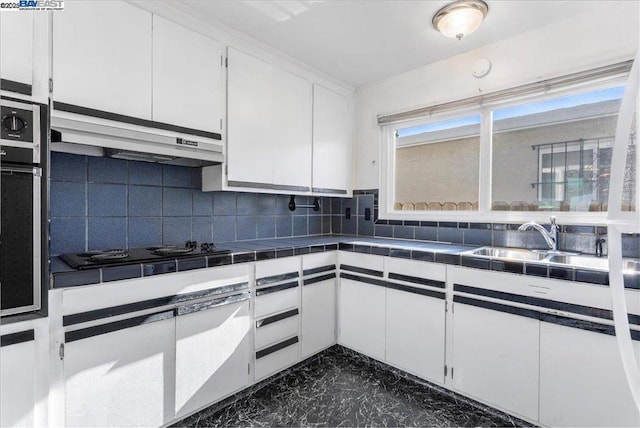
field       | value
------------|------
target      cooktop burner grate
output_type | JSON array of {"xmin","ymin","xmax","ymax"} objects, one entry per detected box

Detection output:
[
  {"xmin": 60, "ymin": 241, "xmax": 231, "ymax": 270},
  {"xmin": 150, "ymin": 247, "xmax": 195, "ymax": 256},
  {"xmin": 89, "ymin": 252, "xmax": 129, "ymax": 262},
  {"xmin": 77, "ymin": 249, "xmax": 126, "ymax": 258}
]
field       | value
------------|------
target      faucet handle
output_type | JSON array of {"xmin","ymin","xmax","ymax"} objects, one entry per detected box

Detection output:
[
  {"xmin": 549, "ymin": 216, "xmax": 557, "ymax": 226},
  {"xmin": 596, "ymin": 236, "xmax": 606, "ymax": 257}
]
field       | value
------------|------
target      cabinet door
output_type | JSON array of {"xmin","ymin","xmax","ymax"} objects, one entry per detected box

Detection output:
[
  {"xmin": 272, "ymin": 68, "xmax": 312, "ymax": 189},
  {"xmin": 175, "ymin": 299, "xmax": 251, "ymax": 419},
  {"xmin": 301, "ymin": 252, "xmax": 336, "ymax": 358},
  {"xmin": 312, "ymin": 84, "xmax": 351, "ymax": 194},
  {"xmin": 451, "ymin": 302, "xmax": 539, "ymax": 422},
  {"xmin": 53, "ymin": 0, "xmax": 152, "ymax": 119},
  {"xmin": 0, "ymin": 331, "xmax": 35, "ymax": 428},
  {"xmin": 227, "ymin": 47, "xmax": 274, "ymax": 186},
  {"xmin": 385, "ymin": 257, "xmax": 447, "ymax": 384},
  {"xmin": 338, "ymin": 278, "xmax": 385, "ymax": 360},
  {"xmin": 64, "ymin": 316, "xmax": 175, "ymax": 427},
  {"xmin": 0, "ymin": 12, "xmax": 33, "ymax": 87},
  {"xmin": 540, "ymin": 321, "xmax": 640, "ymax": 427},
  {"xmin": 152, "ymin": 15, "xmax": 222, "ymax": 133},
  {"xmin": 302, "ymin": 277, "xmax": 336, "ymax": 357},
  {"xmin": 227, "ymin": 48, "xmax": 313, "ymax": 191},
  {"xmin": 386, "ymin": 288, "xmax": 445, "ymax": 384}
]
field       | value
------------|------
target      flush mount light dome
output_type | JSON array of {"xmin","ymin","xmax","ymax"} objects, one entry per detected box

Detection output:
[{"xmin": 432, "ymin": 0, "xmax": 488, "ymax": 40}]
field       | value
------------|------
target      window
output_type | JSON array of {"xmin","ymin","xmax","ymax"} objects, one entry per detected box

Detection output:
[
  {"xmin": 394, "ymin": 115, "xmax": 480, "ymax": 211},
  {"xmin": 491, "ymin": 86, "xmax": 636, "ymax": 212},
  {"xmin": 379, "ymin": 61, "xmax": 637, "ymax": 223}
]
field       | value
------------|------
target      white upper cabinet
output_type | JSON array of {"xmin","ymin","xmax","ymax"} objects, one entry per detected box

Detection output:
[
  {"xmin": 53, "ymin": 0, "xmax": 153, "ymax": 119},
  {"xmin": 152, "ymin": 15, "xmax": 222, "ymax": 134},
  {"xmin": 226, "ymin": 47, "xmax": 353, "ymax": 194},
  {"xmin": 272, "ymin": 68, "xmax": 313, "ymax": 189},
  {"xmin": 227, "ymin": 47, "xmax": 275, "ymax": 186},
  {"xmin": 1, "ymin": 12, "xmax": 33, "ymax": 88},
  {"xmin": 312, "ymin": 84, "xmax": 351, "ymax": 195},
  {"xmin": 53, "ymin": 3, "xmax": 222, "ymax": 134},
  {"xmin": 227, "ymin": 47, "xmax": 313, "ymax": 191}
]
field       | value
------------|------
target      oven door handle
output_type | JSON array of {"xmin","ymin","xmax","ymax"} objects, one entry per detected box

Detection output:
[{"xmin": 0, "ymin": 166, "xmax": 41, "ymax": 176}]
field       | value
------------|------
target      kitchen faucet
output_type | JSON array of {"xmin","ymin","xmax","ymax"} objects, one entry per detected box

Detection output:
[{"xmin": 518, "ymin": 216, "xmax": 559, "ymax": 252}]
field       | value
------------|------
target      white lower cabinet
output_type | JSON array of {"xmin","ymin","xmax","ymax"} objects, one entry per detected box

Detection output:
[
  {"xmin": 338, "ymin": 253, "xmax": 447, "ymax": 380},
  {"xmin": 175, "ymin": 297, "xmax": 251, "ymax": 419},
  {"xmin": 254, "ymin": 337, "xmax": 301, "ymax": 381},
  {"xmin": 64, "ymin": 315, "xmax": 175, "ymax": 427},
  {"xmin": 338, "ymin": 252, "xmax": 386, "ymax": 360},
  {"xmin": 301, "ymin": 252, "xmax": 337, "ymax": 358},
  {"xmin": 385, "ymin": 258, "xmax": 446, "ymax": 384},
  {"xmin": 1, "ymin": 328, "xmax": 36, "ymax": 428},
  {"xmin": 254, "ymin": 257, "xmax": 302, "ymax": 381},
  {"xmin": 539, "ymin": 321, "xmax": 640, "ymax": 427},
  {"xmin": 61, "ymin": 265, "xmax": 252, "ymax": 426},
  {"xmin": 450, "ymin": 301, "xmax": 540, "ymax": 421},
  {"xmin": 339, "ymin": 278, "xmax": 385, "ymax": 359},
  {"xmin": 50, "ymin": 249, "xmax": 640, "ymax": 428}
]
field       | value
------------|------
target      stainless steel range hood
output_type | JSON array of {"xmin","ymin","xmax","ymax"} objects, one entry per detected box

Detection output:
[{"xmin": 51, "ymin": 110, "xmax": 224, "ymax": 167}]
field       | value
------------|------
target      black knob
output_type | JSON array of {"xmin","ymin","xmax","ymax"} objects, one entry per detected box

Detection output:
[
  {"xmin": 201, "ymin": 243, "xmax": 215, "ymax": 252},
  {"xmin": 2, "ymin": 114, "xmax": 26, "ymax": 133}
]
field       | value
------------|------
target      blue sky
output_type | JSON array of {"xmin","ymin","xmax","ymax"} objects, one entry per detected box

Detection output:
[{"xmin": 397, "ymin": 85, "xmax": 625, "ymax": 138}]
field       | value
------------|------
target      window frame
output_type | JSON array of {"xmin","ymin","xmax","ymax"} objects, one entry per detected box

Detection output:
[{"xmin": 379, "ymin": 75, "xmax": 637, "ymax": 226}]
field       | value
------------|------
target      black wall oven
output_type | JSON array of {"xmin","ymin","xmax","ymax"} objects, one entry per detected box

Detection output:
[{"xmin": 1, "ymin": 98, "xmax": 47, "ymax": 317}]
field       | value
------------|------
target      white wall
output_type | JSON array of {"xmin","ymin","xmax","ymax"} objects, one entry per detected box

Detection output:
[{"xmin": 354, "ymin": 2, "xmax": 640, "ymax": 190}]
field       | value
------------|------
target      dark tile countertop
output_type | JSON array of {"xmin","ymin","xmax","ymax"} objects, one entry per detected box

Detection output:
[{"xmin": 50, "ymin": 235, "xmax": 639, "ymax": 290}]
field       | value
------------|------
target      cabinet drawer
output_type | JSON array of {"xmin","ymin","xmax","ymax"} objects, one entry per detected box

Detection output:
[
  {"xmin": 255, "ymin": 309, "xmax": 299, "ymax": 349},
  {"xmin": 339, "ymin": 252, "xmax": 384, "ymax": 277},
  {"xmin": 256, "ymin": 257, "xmax": 300, "ymax": 283},
  {"xmin": 303, "ymin": 251, "xmax": 336, "ymax": 270},
  {"xmin": 254, "ymin": 285, "xmax": 299, "ymax": 318},
  {"xmin": 385, "ymin": 257, "xmax": 446, "ymax": 285},
  {"xmin": 254, "ymin": 336, "xmax": 300, "ymax": 380}
]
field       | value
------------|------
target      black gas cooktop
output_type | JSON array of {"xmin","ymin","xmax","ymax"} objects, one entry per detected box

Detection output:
[{"xmin": 60, "ymin": 241, "xmax": 230, "ymax": 270}]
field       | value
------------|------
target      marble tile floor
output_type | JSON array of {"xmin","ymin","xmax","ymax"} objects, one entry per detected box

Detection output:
[{"xmin": 172, "ymin": 346, "xmax": 533, "ymax": 428}]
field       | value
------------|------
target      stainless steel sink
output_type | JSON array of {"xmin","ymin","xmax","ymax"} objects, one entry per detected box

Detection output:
[
  {"xmin": 545, "ymin": 255, "xmax": 640, "ymax": 272},
  {"xmin": 547, "ymin": 254, "xmax": 609, "ymax": 270},
  {"xmin": 351, "ymin": 241, "xmax": 640, "ymax": 273},
  {"xmin": 624, "ymin": 260, "xmax": 640, "ymax": 273},
  {"xmin": 465, "ymin": 247, "xmax": 640, "ymax": 272},
  {"xmin": 468, "ymin": 247, "xmax": 548, "ymax": 262}
]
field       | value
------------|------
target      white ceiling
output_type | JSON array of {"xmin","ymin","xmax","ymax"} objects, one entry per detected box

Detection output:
[{"xmin": 171, "ymin": 1, "xmax": 630, "ymax": 88}]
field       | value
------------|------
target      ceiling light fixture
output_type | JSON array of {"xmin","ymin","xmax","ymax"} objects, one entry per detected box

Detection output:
[{"xmin": 432, "ymin": 0, "xmax": 488, "ymax": 40}]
